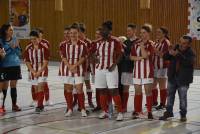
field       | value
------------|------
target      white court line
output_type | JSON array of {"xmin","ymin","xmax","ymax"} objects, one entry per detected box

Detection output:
[{"xmin": 95, "ymin": 120, "xmax": 157, "ymax": 134}]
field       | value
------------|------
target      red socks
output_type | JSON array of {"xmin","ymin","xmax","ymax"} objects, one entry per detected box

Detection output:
[
  {"xmin": 152, "ymin": 88, "xmax": 158, "ymax": 104},
  {"xmin": 100, "ymin": 94, "xmax": 108, "ymax": 112},
  {"xmin": 44, "ymin": 83, "xmax": 49, "ymax": 101},
  {"xmin": 87, "ymin": 91, "xmax": 92, "ymax": 104},
  {"xmin": 160, "ymin": 89, "xmax": 167, "ymax": 106},
  {"xmin": 122, "ymin": 92, "xmax": 129, "ymax": 112},
  {"xmin": 134, "ymin": 94, "xmax": 143, "ymax": 113},
  {"xmin": 64, "ymin": 91, "xmax": 73, "ymax": 110},
  {"xmin": 112, "ymin": 95, "xmax": 123, "ymax": 113},
  {"xmin": 146, "ymin": 95, "xmax": 153, "ymax": 112},
  {"xmin": 77, "ymin": 93, "xmax": 85, "ymax": 110},
  {"xmin": 37, "ymin": 91, "xmax": 44, "ymax": 107},
  {"xmin": 96, "ymin": 90, "xmax": 101, "ymax": 108},
  {"xmin": 31, "ymin": 86, "xmax": 36, "ymax": 101}
]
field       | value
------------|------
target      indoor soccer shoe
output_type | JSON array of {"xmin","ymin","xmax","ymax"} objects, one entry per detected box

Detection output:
[
  {"xmin": 99, "ymin": 111, "xmax": 108, "ymax": 119},
  {"xmin": 148, "ymin": 112, "xmax": 154, "ymax": 120},
  {"xmin": 116, "ymin": 113, "xmax": 123, "ymax": 121},
  {"xmin": 12, "ymin": 105, "xmax": 21, "ymax": 112},
  {"xmin": 65, "ymin": 109, "xmax": 72, "ymax": 117},
  {"xmin": 132, "ymin": 111, "xmax": 139, "ymax": 119},
  {"xmin": 81, "ymin": 109, "xmax": 87, "ymax": 117},
  {"xmin": 0, "ymin": 107, "xmax": 5, "ymax": 114},
  {"xmin": 35, "ymin": 106, "xmax": 44, "ymax": 114},
  {"xmin": 155, "ymin": 104, "xmax": 165, "ymax": 110}
]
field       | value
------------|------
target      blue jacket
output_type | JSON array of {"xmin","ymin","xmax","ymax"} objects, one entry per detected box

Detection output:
[{"xmin": 0, "ymin": 37, "xmax": 21, "ymax": 67}]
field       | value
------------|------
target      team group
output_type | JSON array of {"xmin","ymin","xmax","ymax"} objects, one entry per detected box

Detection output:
[{"xmin": 0, "ymin": 21, "xmax": 195, "ymax": 122}]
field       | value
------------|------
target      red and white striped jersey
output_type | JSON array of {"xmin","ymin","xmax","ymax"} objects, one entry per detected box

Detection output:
[
  {"xmin": 60, "ymin": 40, "xmax": 87, "ymax": 77},
  {"xmin": 131, "ymin": 40, "xmax": 154, "ymax": 79},
  {"xmin": 89, "ymin": 36, "xmax": 123, "ymax": 70},
  {"xmin": 153, "ymin": 39, "xmax": 170, "ymax": 69},
  {"xmin": 58, "ymin": 40, "xmax": 67, "ymax": 76},
  {"xmin": 23, "ymin": 42, "xmax": 50, "ymax": 79},
  {"xmin": 40, "ymin": 39, "xmax": 50, "ymax": 48}
]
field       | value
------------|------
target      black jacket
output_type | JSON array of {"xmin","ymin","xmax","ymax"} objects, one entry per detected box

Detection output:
[
  {"xmin": 163, "ymin": 47, "xmax": 195, "ymax": 86},
  {"xmin": 118, "ymin": 38, "xmax": 138, "ymax": 73}
]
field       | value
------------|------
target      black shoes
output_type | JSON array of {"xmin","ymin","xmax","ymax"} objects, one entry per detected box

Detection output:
[
  {"xmin": 92, "ymin": 107, "xmax": 101, "ymax": 112},
  {"xmin": 35, "ymin": 106, "xmax": 44, "ymax": 113},
  {"xmin": 180, "ymin": 115, "xmax": 187, "ymax": 122},
  {"xmin": 148, "ymin": 112, "xmax": 154, "ymax": 119},
  {"xmin": 159, "ymin": 111, "xmax": 174, "ymax": 120},
  {"xmin": 132, "ymin": 111, "xmax": 139, "ymax": 119},
  {"xmin": 155, "ymin": 104, "xmax": 165, "ymax": 110}
]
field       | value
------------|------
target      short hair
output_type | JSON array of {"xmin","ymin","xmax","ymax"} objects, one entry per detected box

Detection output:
[
  {"xmin": 159, "ymin": 26, "xmax": 169, "ymax": 39},
  {"xmin": 142, "ymin": 23, "xmax": 152, "ymax": 33},
  {"xmin": 64, "ymin": 25, "xmax": 70, "ymax": 31},
  {"xmin": 35, "ymin": 27, "xmax": 44, "ymax": 34},
  {"xmin": 78, "ymin": 23, "xmax": 86, "ymax": 33},
  {"xmin": 70, "ymin": 23, "xmax": 79, "ymax": 30},
  {"xmin": 102, "ymin": 20, "xmax": 112, "ymax": 31},
  {"xmin": 29, "ymin": 30, "xmax": 39, "ymax": 37},
  {"xmin": 127, "ymin": 23, "xmax": 137, "ymax": 29},
  {"xmin": 159, "ymin": 27, "xmax": 168, "ymax": 35},
  {"xmin": 182, "ymin": 35, "xmax": 192, "ymax": 44}
]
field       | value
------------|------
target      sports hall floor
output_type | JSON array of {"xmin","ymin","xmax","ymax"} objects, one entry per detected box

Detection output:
[{"xmin": 0, "ymin": 62, "xmax": 200, "ymax": 134}]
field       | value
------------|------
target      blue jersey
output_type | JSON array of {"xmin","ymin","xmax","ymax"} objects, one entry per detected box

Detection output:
[{"xmin": 0, "ymin": 37, "xmax": 21, "ymax": 67}]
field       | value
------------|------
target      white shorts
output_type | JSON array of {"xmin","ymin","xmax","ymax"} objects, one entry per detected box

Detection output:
[
  {"xmin": 133, "ymin": 78, "xmax": 154, "ymax": 85},
  {"xmin": 154, "ymin": 68, "xmax": 168, "ymax": 78},
  {"xmin": 63, "ymin": 76, "xmax": 84, "ymax": 85},
  {"xmin": 121, "ymin": 72, "xmax": 133, "ymax": 86},
  {"xmin": 84, "ymin": 72, "xmax": 90, "ymax": 81},
  {"xmin": 95, "ymin": 67, "xmax": 118, "ymax": 89},
  {"xmin": 31, "ymin": 77, "xmax": 47, "ymax": 85}
]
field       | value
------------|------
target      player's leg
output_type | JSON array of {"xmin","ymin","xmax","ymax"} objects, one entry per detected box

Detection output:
[
  {"xmin": 10, "ymin": 80, "xmax": 21, "ymax": 111},
  {"xmin": 132, "ymin": 83, "xmax": 143, "ymax": 119},
  {"xmin": 144, "ymin": 82, "xmax": 154, "ymax": 119}
]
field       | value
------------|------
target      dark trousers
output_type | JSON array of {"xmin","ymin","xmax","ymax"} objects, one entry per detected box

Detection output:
[{"xmin": 166, "ymin": 81, "xmax": 189, "ymax": 116}]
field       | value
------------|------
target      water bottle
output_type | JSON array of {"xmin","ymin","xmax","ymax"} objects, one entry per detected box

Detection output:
[{"xmin": 108, "ymin": 102, "xmax": 113, "ymax": 119}]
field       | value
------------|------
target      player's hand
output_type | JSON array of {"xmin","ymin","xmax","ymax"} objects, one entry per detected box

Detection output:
[
  {"xmin": 35, "ymin": 71, "xmax": 41, "ymax": 78},
  {"xmin": 69, "ymin": 65, "xmax": 77, "ymax": 73},
  {"xmin": 0, "ymin": 48, "xmax": 6, "ymax": 58},
  {"xmin": 108, "ymin": 64, "xmax": 116, "ymax": 72}
]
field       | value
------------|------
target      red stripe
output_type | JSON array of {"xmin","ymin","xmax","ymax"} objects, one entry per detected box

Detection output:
[
  {"xmin": 71, "ymin": 45, "xmax": 75, "ymax": 77},
  {"xmin": 138, "ymin": 60, "xmax": 141, "ymax": 79},
  {"xmin": 66, "ymin": 44, "xmax": 70, "ymax": 76},
  {"xmin": 101, "ymin": 42, "xmax": 106, "ymax": 69},
  {"xmin": 107, "ymin": 41, "xmax": 111, "ymax": 68},
  {"xmin": 96, "ymin": 43, "xmax": 100, "ymax": 69},
  {"xmin": 40, "ymin": 48, "xmax": 44, "ymax": 77},
  {"xmin": 77, "ymin": 44, "xmax": 81, "ymax": 76},
  {"xmin": 35, "ymin": 49, "xmax": 38, "ymax": 72}
]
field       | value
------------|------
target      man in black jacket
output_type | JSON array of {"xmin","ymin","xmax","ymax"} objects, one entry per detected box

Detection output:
[{"xmin": 159, "ymin": 35, "xmax": 195, "ymax": 122}]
